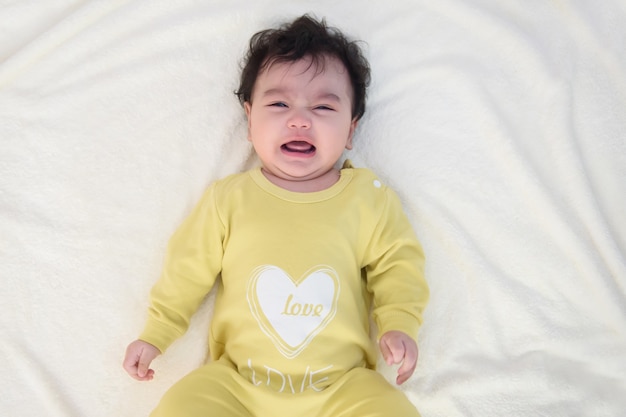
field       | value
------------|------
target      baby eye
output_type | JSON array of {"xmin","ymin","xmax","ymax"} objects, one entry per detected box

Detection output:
[
  {"xmin": 314, "ymin": 105, "xmax": 334, "ymax": 111},
  {"xmin": 269, "ymin": 102, "xmax": 288, "ymax": 108}
]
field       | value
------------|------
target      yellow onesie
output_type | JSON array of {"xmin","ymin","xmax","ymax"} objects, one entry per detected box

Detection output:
[{"xmin": 139, "ymin": 163, "xmax": 429, "ymax": 416}]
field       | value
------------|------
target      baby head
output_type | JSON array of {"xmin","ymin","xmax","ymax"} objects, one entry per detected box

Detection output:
[{"xmin": 236, "ymin": 15, "xmax": 371, "ymax": 191}]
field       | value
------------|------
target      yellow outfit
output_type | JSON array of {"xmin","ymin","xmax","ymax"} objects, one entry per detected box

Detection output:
[{"xmin": 140, "ymin": 164, "xmax": 429, "ymax": 416}]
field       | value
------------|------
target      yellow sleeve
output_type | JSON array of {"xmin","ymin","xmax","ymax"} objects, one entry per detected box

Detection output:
[
  {"xmin": 139, "ymin": 184, "xmax": 225, "ymax": 352},
  {"xmin": 364, "ymin": 187, "xmax": 429, "ymax": 342}
]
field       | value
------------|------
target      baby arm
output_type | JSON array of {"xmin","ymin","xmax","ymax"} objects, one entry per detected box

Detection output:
[
  {"xmin": 364, "ymin": 186, "xmax": 428, "ymax": 385},
  {"xmin": 379, "ymin": 330, "xmax": 419, "ymax": 385},
  {"xmin": 123, "ymin": 340, "xmax": 161, "ymax": 381},
  {"xmin": 122, "ymin": 184, "xmax": 224, "ymax": 382}
]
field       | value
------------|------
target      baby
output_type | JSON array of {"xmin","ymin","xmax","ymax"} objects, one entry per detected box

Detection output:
[{"xmin": 123, "ymin": 14, "xmax": 429, "ymax": 417}]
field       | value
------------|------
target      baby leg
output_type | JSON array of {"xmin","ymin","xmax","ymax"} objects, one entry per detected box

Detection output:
[
  {"xmin": 318, "ymin": 367, "xmax": 422, "ymax": 417},
  {"xmin": 150, "ymin": 361, "xmax": 253, "ymax": 417}
]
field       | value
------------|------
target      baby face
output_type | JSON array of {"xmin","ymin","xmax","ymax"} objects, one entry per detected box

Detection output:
[{"xmin": 245, "ymin": 55, "xmax": 357, "ymax": 192}]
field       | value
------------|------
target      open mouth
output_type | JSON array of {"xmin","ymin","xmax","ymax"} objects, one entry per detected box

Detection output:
[{"xmin": 281, "ymin": 141, "xmax": 316, "ymax": 155}]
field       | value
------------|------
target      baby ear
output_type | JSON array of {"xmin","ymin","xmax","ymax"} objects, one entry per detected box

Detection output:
[
  {"xmin": 345, "ymin": 118, "xmax": 358, "ymax": 150},
  {"xmin": 244, "ymin": 102, "xmax": 252, "ymax": 140}
]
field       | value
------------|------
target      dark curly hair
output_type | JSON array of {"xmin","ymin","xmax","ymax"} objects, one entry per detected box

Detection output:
[{"xmin": 235, "ymin": 14, "xmax": 371, "ymax": 121}]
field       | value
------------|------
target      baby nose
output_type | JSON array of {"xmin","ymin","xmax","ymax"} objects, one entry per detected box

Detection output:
[{"xmin": 288, "ymin": 111, "xmax": 311, "ymax": 129}]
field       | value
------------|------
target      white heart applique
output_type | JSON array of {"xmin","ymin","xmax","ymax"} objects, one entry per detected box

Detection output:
[{"xmin": 246, "ymin": 265, "xmax": 340, "ymax": 358}]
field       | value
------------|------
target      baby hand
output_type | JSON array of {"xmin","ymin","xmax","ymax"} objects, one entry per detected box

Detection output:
[
  {"xmin": 123, "ymin": 340, "xmax": 161, "ymax": 381},
  {"xmin": 379, "ymin": 330, "xmax": 418, "ymax": 385}
]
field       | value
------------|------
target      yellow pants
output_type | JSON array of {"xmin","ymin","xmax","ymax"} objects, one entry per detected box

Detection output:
[{"xmin": 150, "ymin": 360, "xmax": 421, "ymax": 417}]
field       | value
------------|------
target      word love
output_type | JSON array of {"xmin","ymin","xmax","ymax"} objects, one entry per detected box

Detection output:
[
  {"xmin": 281, "ymin": 294, "xmax": 324, "ymax": 317},
  {"xmin": 247, "ymin": 265, "xmax": 339, "ymax": 358},
  {"xmin": 247, "ymin": 358, "xmax": 333, "ymax": 393}
]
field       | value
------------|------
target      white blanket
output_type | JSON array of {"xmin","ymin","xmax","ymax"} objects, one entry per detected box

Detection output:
[{"xmin": 1, "ymin": 1, "xmax": 625, "ymax": 416}]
